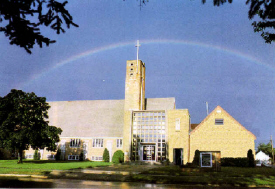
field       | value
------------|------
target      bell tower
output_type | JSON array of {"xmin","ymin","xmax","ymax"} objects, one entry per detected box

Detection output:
[
  {"xmin": 123, "ymin": 41, "xmax": 146, "ymax": 161},
  {"xmin": 124, "ymin": 59, "xmax": 145, "ymax": 111}
]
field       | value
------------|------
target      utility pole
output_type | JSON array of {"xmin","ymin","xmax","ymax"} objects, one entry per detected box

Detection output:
[{"xmin": 271, "ymin": 135, "xmax": 274, "ymax": 164}]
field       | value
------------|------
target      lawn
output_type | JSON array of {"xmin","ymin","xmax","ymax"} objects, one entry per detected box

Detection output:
[
  {"xmin": 136, "ymin": 165, "xmax": 275, "ymax": 186},
  {"xmin": 0, "ymin": 160, "xmax": 274, "ymax": 187},
  {"xmin": 0, "ymin": 160, "xmax": 112, "ymax": 175}
]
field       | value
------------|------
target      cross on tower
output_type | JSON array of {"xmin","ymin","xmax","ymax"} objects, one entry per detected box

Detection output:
[{"xmin": 135, "ymin": 40, "xmax": 140, "ymax": 73}]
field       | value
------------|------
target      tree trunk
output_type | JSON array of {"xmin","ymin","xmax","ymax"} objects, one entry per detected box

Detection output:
[{"xmin": 17, "ymin": 149, "xmax": 23, "ymax": 164}]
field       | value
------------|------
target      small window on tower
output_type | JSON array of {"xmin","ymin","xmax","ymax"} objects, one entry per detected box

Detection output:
[
  {"xmin": 130, "ymin": 73, "xmax": 133, "ymax": 77},
  {"xmin": 130, "ymin": 68, "xmax": 133, "ymax": 71},
  {"xmin": 131, "ymin": 63, "xmax": 134, "ymax": 66}
]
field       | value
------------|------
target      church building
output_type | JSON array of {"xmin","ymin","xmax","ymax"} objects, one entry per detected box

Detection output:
[{"xmin": 25, "ymin": 59, "xmax": 256, "ymax": 165}]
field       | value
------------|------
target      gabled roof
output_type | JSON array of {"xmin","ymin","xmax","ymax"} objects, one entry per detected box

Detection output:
[
  {"xmin": 255, "ymin": 151, "xmax": 270, "ymax": 161},
  {"xmin": 190, "ymin": 106, "xmax": 256, "ymax": 139}
]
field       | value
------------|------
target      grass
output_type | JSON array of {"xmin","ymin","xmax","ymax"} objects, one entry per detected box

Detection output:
[
  {"xmin": 0, "ymin": 160, "xmax": 274, "ymax": 187},
  {"xmin": 141, "ymin": 166, "xmax": 275, "ymax": 177},
  {"xmin": 137, "ymin": 166, "xmax": 275, "ymax": 186},
  {"xmin": 0, "ymin": 160, "xmax": 112, "ymax": 175}
]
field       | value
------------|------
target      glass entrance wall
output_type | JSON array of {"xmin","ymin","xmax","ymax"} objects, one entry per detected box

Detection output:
[{"xmin": 132, "ymin": 111, "xmax": 166, "ymax": 161}]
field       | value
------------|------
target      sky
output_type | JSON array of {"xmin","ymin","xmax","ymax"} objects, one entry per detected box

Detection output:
[{"xmin": 0, "ymin": 1, "xmax": 275, "ymax": 148}]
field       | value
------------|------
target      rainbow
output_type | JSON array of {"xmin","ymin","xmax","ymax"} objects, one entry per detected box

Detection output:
[{"xmin": 19, "ymin": 39, "xmax": 275, "ymax": 89}]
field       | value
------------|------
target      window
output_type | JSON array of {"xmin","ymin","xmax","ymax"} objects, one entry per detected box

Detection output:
[
  {"xmin": 130, "ymin": 68, "xmax": 133, "ymax": 71},
  {"xmin": 132, "ymin": 110, "xmax": 166, "ymax": 161},
  {"xmin": 130, "ymin": 63, "xmax": 133, "ymax": 66},
  {"xmin": 200, "ymin": 153, "xmax": 212, "ymax": 167},
  {"xmin": 93, "ymin": 139, "xmax": 103, "ymax": 147},
  {"xmin": 130, "ymin": 73, "xmax": 133, "ymax": 77},
  {"xmin": 215, "ymin": 119, "xmax": 224, "ymax": 125},
  {"xmin": 68, "ymin": 155, "xmax": 79, "ymax": 160},
  {"xmin": 91, "ymin": 156, "xmax": 103, "ymax": 161},
  {"xmin": 70, "ymin": 139, "xmax": 81, "ymax": 147},
  {"xmin": 25, "ymin": 154, "xmax": 33, "ymax": 159},
  {"xmin": 117, "ymin": 139, "xmax": 123, "ymax": 148},
  {"xmin": 47, "ymin": 154, "xmax": 55, "ymax": 160},
  {"xmin": 175, "ymin": 118, "xmax": 180, "ymax": 131}
]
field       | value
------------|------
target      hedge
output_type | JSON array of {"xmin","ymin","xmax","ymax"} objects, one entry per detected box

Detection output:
[{"xmin": 221, "ymin": 157, "xmax": 249, "ymax": 167}]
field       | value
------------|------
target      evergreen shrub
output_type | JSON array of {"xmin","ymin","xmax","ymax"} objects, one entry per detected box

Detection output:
[
  {"xmin": 112, "ymin": 150, "xmax": 124, "ymax": 164},
  {"xmin": 247, "ymin": 149, "xmax": 255, "ymax": 167},
  {"xmin": 192, "ymin": 150, "xmax": 200, "ymax": 166},
  {"xmin": 55, "ymin": 149, "xmax": 61, "ymax": 161},
  {"xmin": 103, "ymin": 148, "xmax": 110, "ymax": 162},
  {"xmin": 79, "ymin": 151, "xmax": 84, "ymax": 161},
  {"xmin": 33, "ymin": 149, "xmax": 40, "ymax": 160}
]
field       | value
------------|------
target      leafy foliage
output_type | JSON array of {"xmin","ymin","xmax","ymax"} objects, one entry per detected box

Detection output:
[
  {"xmin": 246, "ymin": 0, "xmax": 275, "ymax": 43},
  {"xmin": 0, "ymin": 89, "xmax": 62, "ymax": 163},
  {"xmin": 203, "ymin": 0, "xmax": 275, "ymax": 43},
  {"xmin": 202, "ymin": 0, "xmax": 233, "ymax": 6},
  {"xmin": 257, "ymin": 142, "xmax": 275, "ymax": 159},
  {"xmin": 112, "ymin": 150, "xmax": 124, "ymax": 164},
  {"xmin": 0, "ymin": 0, "xmax": 78, "ymax": 53},
  {"xmin": 103, "ymin": 148, "xmax": 110, "ymax": 162}
]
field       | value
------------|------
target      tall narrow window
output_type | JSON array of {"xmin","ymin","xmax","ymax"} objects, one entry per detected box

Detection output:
[
  {"xmin": 70, "ymin": 139, "xmax": 81, "ymax": 147},
  {"xmin": 93, "ymin": 139, "xmax": 103, "ymax": 147},
  {"xmin": 116, "ymin": 139, "xmax": 122, "ymax": 148},
  {"xmin": 175, "ymin": 118, "xmax": 180, "ymax": 131}
]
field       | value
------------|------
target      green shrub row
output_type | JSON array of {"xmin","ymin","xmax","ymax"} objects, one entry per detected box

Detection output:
[{"xmin": 221, "ymin": 158, "xmax": 249, "ymax": 167}]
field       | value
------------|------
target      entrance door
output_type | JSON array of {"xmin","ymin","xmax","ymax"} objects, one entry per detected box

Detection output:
[
  {"xmin": 173, "ymin": 148, "xmax": 183, "ymax": 165},
  {"xmin": 107, "ymin": 140, "xmax": 113, "ymax": 162},
  {"xmin": 143, "ymin": 145, "xmax": 155, "ymax": 161}
]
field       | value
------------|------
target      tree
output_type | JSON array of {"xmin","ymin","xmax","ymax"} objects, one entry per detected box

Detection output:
[
  {"xmin": 142, "ymin": 0, "xmax": 275, "ymax": 43},
  {"xmin": 202, "ymin": 0, "xmax": 275, "ymax": 43},
  {"xmin": 257, "ymin": 142, "xmax": 275, "ymax": 159},
  {"xmin": 103, "ymin": 148, "xmax": 110, "ymax": 162},
  {"xmin": 246, "ymin": 0, "xmax": 275, "ymax": 43},
  {"xmin": 0, "ymin": 89, "xmax": 62, "ymax": 163},
  {"xmin": 0, "ymin": 0, "xmax": 78, "ymax": 54}
]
